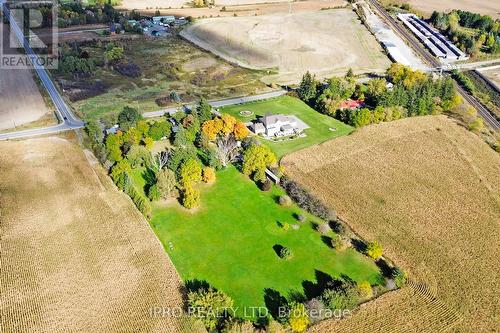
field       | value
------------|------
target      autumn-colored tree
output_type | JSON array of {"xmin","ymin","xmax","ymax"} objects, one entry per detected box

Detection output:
[
  {"xmin": 469, "ymin": 118, "xmax": 484, "ymax": 132},
  {"xmin": 233, "ymin": 122, "xmax": 249, "ymax": 140},
  {"xmin": 357, "ymin": 281, "xmax": 373, "ymax": 299},
  {"xmin": 387, "ymin": 63, "xmax": 427, "ymax": 89},
  {"xmin": 179, "ymin": 158, "xmax": 203, "ymax": 186},
  {"xmin": 221, "ymin": 114, "xmax": 237, "ymax": 136},
  {"xmin": 202, "ymin": 167, "xmax": 216, "ymax": 183},
  {"xmin": 202, "ymin": 118, "xmax": 224, "ymax": 141},
  {"xmin": 242, "ymin": 144, "xmax": 277, "ymax": 182},
  {"xmin": 365, "ymin": 241, "xmax": 383, "ymax": 259},
  {"xmin": 136, "ymin": 120, "xmax": 150, "ymax": 137},
  {"xmin": 123, "ymin": 127, "xmax": 142, "ymax": 146},
  {"xmin": 143, "ymin": 136, "xmax": 154, "ymax": 150},
  {"xmin": 182, "ymin": 184, "xmax": 200, "ymax": 209},
  {"xmin": 288, "ymin": 302, "xmax": 310, "ymax": 333}
]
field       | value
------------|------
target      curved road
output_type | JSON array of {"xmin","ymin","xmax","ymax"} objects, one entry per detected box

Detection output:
[{"xmin": 1, "ymin": 0, "xmax": 84, "ymax": 140}]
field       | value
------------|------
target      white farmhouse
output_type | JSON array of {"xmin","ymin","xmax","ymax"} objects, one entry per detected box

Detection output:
[{"xmin": 251, "ymin": 113, "xmax": 301, "ymax": 137}]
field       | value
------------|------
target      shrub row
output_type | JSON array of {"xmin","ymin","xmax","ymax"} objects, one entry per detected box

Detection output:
[
  {"xmin": 281, "ymin": 176, "xmax": 332, "ymax": 220},
  {"xmin": 125, "ymin": 179, "xmax": 152, "ymax": 219},
  {"xmin": 452, "ymin": 70, "xmax": 475, "ymax": 94}
]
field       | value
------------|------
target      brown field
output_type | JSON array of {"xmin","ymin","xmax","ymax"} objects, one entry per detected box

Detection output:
[
  {"xmin": 0, "ymin": 25, "xmax": 54, "ymax": 131},
  {"xmin": 282, "ymin": 116, "xmax": 500, "ymax": 332},
  {"xmin": 181, "ymin": 9, "xmax": 391, "ymax": 84},
  {"xmin": 119, "ymin": 0, "xmax": 291, "ymax": 9},
  {"xmin": 0, "ymin": 136, "xmax": 194, "ymax": 332},
  {"xmin": 120, "ymin": 0, "xmax": 345, "ymax": 17},
  {"xmin": 480, "ymin": 67, "xmax": 500, "ymax": 90},
  {"xmin": 398, "ymin": 0, "xmax": 500, "ymax": 19}
]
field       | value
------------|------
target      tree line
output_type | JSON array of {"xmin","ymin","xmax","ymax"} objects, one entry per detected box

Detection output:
[
  {"xmin": 297, "ymin": 64, "xmax": 460, "ymax": 128},
  {"xmin": 429, "ymin": 10, "xmax": 499, "ymax": 56},
  {"xmin": 85, "ymin": 98, "xmax": 278, "ymax": 215}
]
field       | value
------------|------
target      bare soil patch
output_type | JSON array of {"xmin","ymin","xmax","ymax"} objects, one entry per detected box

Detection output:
[
  {"xmin": 0, "ymin": 137, "xmax": 188, "ymax": 332},
  {"xmin": 182, "ymin": 56, "xmax": 218, "ymax": 72},
  {"xmin": 132, "ymin": 0, "xmax": 346, "ymax": 18},
  {"xmin": 282, "ymin": 116, "xmax": 500, "ymax": 332},
  {"xmin": 181, "ymin": 9, "xmax": 390, "ymax": 84},
  {"xmin": 480, "ymin": 67, "xmax": 500, "ymax": 90}
]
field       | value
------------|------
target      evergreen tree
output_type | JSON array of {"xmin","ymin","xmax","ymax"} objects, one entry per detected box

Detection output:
[{"xmin": 297, "ymin": 71, "xmax": 318, "ymax": 103}]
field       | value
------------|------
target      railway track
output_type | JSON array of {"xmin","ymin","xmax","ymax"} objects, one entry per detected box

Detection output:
[{"xmin": 368, "ymin": 0, "xmax": 500, "ymax": 131}]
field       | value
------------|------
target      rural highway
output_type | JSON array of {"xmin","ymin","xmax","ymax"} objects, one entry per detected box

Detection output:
[
  {"xmin": 0, "ymin": 0, "xmax": 84, "ymax": 140},
  {"xmin": 0, "ymin": 0, "xmax": 287, "ymax": 140},
  {"xmin": 369, "ymin": 0, "xmax": 500, "ymax": 131}
]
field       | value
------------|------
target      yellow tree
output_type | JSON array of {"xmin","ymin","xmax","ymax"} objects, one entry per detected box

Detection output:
[
  {"xmin": 243, "ymin": 144, "xmax": 277, "ymax": 182},
  {"xmin": 202, "ymin": 167, "xmax": 216, "ymax": 183},
  {"xmin": 136, "ymin": 120, "xmax": 150, "ymax": 137},
  {"xmin": 202, "ymin": 118, "xmax": 223, "ymax": 141},
  {"xmin": 180, "ymin": 158, "xmax": 202, "ymax": 186},
  {"xmin": 143, "ymin": 136, "xmax": 154, "ymax": 150},
  {"xmin": 233, "ymin": 122, "xmax": 249, "ymax": 140},
  {"xmin": 221, "ymin": 114, "xmax": 237, "ymax": 136},
  {"xmin": 288, "ymin": 302, "xmax": 310, "ymax": 333},
  {"xmin": 182, "ymin": 184, "xmax": 200, "ymax": 209}
]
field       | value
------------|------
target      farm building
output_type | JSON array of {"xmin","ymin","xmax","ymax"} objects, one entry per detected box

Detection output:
[
  {"xmin": 152, "ymin": 16, "xmax": 175, "ymax": 24},
  {"xmin": 398, "ymin": 13, "xmax": 468, "ymax": 61}
]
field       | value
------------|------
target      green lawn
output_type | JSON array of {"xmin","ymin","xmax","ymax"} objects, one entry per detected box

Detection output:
[
  {"xmin": 220, "ymin": 96, "xmax": 353, "ymax": 158},
  {"xmin": 150, "ymin": 166, "xmax": 383, "ymax": 319}
]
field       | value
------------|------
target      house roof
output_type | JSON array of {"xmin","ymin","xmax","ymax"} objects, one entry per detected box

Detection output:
[
  {"xmin": 340, "ymin": 99, "xmax": 364, "ymax": 109},
  {"xmin": 253, "ymin": 123, "xmax": 265, "ymax": 130},
  {"xmin": 262, "ymin": 113, "xmax": 293, "ymax": 127}
]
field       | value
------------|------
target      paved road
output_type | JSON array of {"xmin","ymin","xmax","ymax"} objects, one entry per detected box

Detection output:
[
  {"xmin": 142, "ymin": 90, "xmax": 287, "ymax": 118},
  {"xmin": 369, "ymin": 0, "xmax": 500, "ymax": 130},
  {"xmin": 453, "ymin": 59, "xmax": 500, "ymax": 71},
  {"xmin": 0, "ymin": 0, "xmax": 83, "ymax": 140},
  {"xmin": 0, "ymin": 123, "xmax": 71, "ymax": 140}
]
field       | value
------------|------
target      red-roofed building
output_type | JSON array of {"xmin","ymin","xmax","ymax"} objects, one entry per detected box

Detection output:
[{"xmin": 339, "ymin": 99, "xmax": 365, "ymax": 110}]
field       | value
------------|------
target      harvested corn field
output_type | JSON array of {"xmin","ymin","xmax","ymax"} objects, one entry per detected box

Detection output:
[
  {"xmin": 0, "ymin": 137, "xmax": 192, "ymax": 332},
  {"xmin": 282, "ymin": 116, "xmax": 500, "ymax": 332}
]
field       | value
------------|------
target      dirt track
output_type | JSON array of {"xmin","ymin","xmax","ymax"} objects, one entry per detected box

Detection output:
[{"xmin": 0, "ymin": 136, "xmax": 190, "ymax": 332}]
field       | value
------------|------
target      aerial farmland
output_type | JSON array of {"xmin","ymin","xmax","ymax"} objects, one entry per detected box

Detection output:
[
  {"xmin": 181, "ymin": 9, "xmax": 391, "ymax": 84},
  {"xmin": 1, "ymin": 0, "xmax": 499, "ymax": 332}
]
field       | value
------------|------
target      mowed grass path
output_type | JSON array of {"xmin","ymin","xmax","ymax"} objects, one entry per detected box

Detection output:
[
  {"xmin": 220, "ymin": 96, "xmax": 353, "ymax": 158},
  {"xmin": 150, "ymin": 167, "xmax": 382, "ymax": 318}
]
